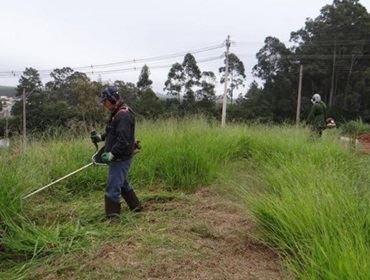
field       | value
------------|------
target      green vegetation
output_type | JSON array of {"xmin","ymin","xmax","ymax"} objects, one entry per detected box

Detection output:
[
  {"xmin": 1, "ymin": 119, "xmax": 369, "ymax": 279},
  {"xmin": 340, "ymin": 119, "xmax": 370, "ymax": 137},
  {"xmin": 0, "ymin": 119, "xmax": 250, "ymax": 267},
  {"xmin": 0, "ymin": 86, "xmax": 16, "ymax": 97},
  {"xmin": 241, "ymin": 125, "xmax": 370, "ymax": 279},
  {"xmin": 2, "ymin": 0, "xmax": 370, "ymax": 277}
]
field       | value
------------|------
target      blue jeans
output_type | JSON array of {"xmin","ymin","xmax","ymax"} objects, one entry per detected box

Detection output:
[{"xmin": 106, "ymin": 159, "xmax": 133, "ymax": 203}]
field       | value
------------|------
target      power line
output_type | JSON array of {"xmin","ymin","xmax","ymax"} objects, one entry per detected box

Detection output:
[
  {"xmin": 1, "ymin": 54, "xmax": 223, "ymax": 79},
  {"xmin": 76, "ymin": 44, "xmax": 223, "ymax": 70},
  {"xmin": 235, "ymin": 39, "xmax": 370, "ymax": 46},
  {"xmin": 0, "ymin": 43, "xmax": 224, "ymax": 77},
  {"xmin": 78, "ymin": 55, "xmax": 223, "ymax": 76},
  {"xmin": 233, "ymin": 52, "xmax": 370, "ymax": 60}
]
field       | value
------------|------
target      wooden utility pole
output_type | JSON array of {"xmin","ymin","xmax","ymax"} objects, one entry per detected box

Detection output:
[
  {"xmin": 296, "ymin": 64, "xmax": 303, "ymax": 125},
  {"xmin": 5, "ymin": 109, "xmax": 9, "ymax": 139},
  {"xmin": 221, "ymin": 35, "xmax": 231, "ymax": 128},
  {"xmin": 21, "ymin": 87, "xmax": 36, "ymax": 149},
  {"xmin": 22, "ymin": 88, "xmax": 26, "ymax": 148}
]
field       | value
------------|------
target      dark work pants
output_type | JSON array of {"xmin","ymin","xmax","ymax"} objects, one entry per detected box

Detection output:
[{"xmin": 106, "ymin": 159, "xmax": 133, "ymax": 203}]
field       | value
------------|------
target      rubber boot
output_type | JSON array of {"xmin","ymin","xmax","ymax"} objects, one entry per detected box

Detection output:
[
  {"xmin": 121, "ymin": 190, "xmax": 143, "ymax": 212},
  {"xmin": 105, "ymin": 195, "xmax": 121, "ymax": 218}
]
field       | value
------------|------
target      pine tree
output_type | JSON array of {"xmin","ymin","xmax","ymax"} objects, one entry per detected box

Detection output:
[
  {"xmin": 16, "ymin": 67, "xmax": 43, "ymax": 97},
  {"xmin": 137, "ymin": 65, "xmax": 153, "ymax": 91}
]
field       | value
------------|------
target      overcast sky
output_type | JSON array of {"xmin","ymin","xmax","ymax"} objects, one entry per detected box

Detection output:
[{"xmin": 1, "ymin": 0, "xmax": 370, "ymax": 94}]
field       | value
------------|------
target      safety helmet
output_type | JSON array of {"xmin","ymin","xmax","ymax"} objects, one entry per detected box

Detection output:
[
  {"xmin": 100, "ymin": 86, "xmax": 120, "ymax": 103},
  {"xmin": 311, "ymin": 93, "xmax": 321, "ymax": 104}
]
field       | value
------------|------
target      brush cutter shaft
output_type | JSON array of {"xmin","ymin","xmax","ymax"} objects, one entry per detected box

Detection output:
[{"xmin": 22, "ymin": 162, "xmax": 93, "ymax": 199}]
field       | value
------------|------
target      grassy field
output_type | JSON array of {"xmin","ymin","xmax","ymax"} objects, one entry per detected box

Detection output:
[{"xmin": 0, "ymin": 119, "xmax": 369, "ymax": 279}]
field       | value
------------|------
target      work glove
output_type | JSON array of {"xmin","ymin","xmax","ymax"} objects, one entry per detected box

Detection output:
[
  {"xmin": 101, "ymin": 152, "xmax": 114, "ymax": 163},
  {"xmin": 90, "ymin": 131, "xmax": 102, "ymax": 143}
]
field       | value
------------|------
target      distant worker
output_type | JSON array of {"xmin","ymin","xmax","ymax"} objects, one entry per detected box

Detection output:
[
  {"xmin": 91, "ymin": 86, "xmax": 142, "ymax": 218},
  {"xmin": 307, "ymin": 93, "xmax": 327, "ymax": 138}
]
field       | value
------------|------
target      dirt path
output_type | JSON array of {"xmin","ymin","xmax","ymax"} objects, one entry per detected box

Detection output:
[{"xmin": 36, "ymin": 187, "xmax": 282, "ymax": 280}]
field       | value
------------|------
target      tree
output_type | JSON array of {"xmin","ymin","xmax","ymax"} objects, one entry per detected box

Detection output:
[
  {"xmin": 47, "ymin": 68, "xmax": 90, "ymax": 104},
  {"xmin": 11, "ymin": 88, "xmax": 74, "ymax": 132},
  {"xmin": 164, "ymin": 62, "xmax": 184, "ymax": 101},
  {"xmin": 253, "ymin": 37, "xmax": 297, "ymax": 122},
  {"xmin": 195, "ymin": 71, "xmax": 217, "ymax": 116},
  {"xmin": 219, "ymin": 53, "xmax": 246, "ymax": 104},
  {"xmin": 253, "ymin": 37, "xmax": 292, "ymax": 83},
  {"xmin": 198, "ymin": 71, "xmax": 216, "ymax": 101},
  {"xmin": 290, "ymin": 0, "xmax": 370, "ymax": 118},
  {"xmin": 238, "ymin": 81, "xmax": 273, "ymax": 122},
  {"xmin": 16, "ymin": 67, "xmax": 43, "ymax": 96},
  {"xmin": 69, "ymin": 77, "xmax": 104, "ymax": 126},
  {"xmin": 11, "ymin": 67, "xmax": 104, "ymax": 132},
  {"xmin": 137, "ymin": 65, "xmax": 153, "ymax": 91},
  {"xmin": 251, "ymin": 1, "xmax": 370, "ymax": 123},
  {"xmin": 136, "ymin": 88, "xmax": 163, "ymax": 119},
  {"xmin": 136, "ymin": 65, "xmax": 161, "ymax": 118},
  {"xmin": 182, "ymin": 53, "xmax": 201, "ymax": 107},
  {"xmin": 114, "ymin": 80, "xmax": 139, "ymax": 106},
  {"xmin": 46, "ymin": 67, "xmax": 74, "ymax": 90},
  {"xmin": 12, "ymin": 68, "xmax": 44, "ymax": 132}
]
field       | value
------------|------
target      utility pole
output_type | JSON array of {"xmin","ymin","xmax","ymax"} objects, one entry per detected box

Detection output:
[
  {"xmin": 22, "ymin": 88, "xmax": 26, "ymax": 148},
  {"xmin": 22, "ymin": 87, "xmax": 36, "ymax": 149},
  {"xmin": 221, "ymin": 35, "xmax": 231, "ymax": 128},
  {"xmin": 329, "ymin": 40, "xmax": 337, "ymax": 108},
  {"xmin": 5, "ymin": 108, "xmax": 9, "ymax": 139},
  {"xmin": 296, "ymin": 64, "xmax": 303, "ymax": 125}
]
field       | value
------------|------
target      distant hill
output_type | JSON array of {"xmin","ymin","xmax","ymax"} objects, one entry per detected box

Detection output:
[
  {"xmin": 156, "ymin": 93, "xmax": 173, "ymax": 100},
  {"xmin": 0, "ymin": 86, "xmax": 16, "ymax": 97}
]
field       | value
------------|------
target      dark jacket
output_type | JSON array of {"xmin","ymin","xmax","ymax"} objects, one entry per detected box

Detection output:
[
  {"xmin": 102, "ymin": 103, "xmax": 135, "ymax": 161},
  {"xmin": 307, "ymin": 101, "xmax": 327, "ymax": 129}
]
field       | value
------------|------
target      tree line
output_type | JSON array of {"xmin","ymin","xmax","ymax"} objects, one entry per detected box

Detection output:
[
  {"xmin": 239, "ymin": 0, "xmax": 370, "ymax": 123},
  {"xmin": 1, "ymin": 51, "xmax": 246, "ymax": 136}
]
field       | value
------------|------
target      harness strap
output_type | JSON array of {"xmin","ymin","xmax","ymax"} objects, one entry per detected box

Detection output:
[{"xmin": 112, "ymin": 106, "xmax": 129, "ymax": 121}]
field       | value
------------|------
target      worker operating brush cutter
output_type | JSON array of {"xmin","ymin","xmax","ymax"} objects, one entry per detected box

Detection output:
[
  {"xmin": 307, "ymin": 93, "xmax": 327, "ymax": 138},
  {"xmin": 23, "ymin": 86, "xmax": 142, "ymax": 219},
  {"xmin": 92, "ymin": 86, "xmax": 142, "ymax": 217},
  {"xmin": 306, "ymin": 93, "xmax": 337, "ymax": 138}
]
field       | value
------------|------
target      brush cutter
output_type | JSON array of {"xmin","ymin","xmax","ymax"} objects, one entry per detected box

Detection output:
[{"xmin": 22, "ymin": 141, "xmax": 107, "ymax": 200}]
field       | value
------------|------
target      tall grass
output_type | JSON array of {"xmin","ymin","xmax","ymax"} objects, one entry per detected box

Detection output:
[
  {"xmin": 0, "ymin": 136, "xmax": 94, "ymax": 260},
  {"xmin": 0, "ymin": 118, "xmax": 250, "ymax": 259},
  {"xmin": 131, "ymin": 118, "xmax": 250, "ymax": 190},
  {"xmin": 1, "ymin": 118, "xmax": 369, "ymax": 279},
  {"xmin": 243, "ymin": 126, "xmax": 370, "ymax": 279},
  {"xmin": 340, "ymin": 119, "xmax": 370, "ymax": 137}
]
